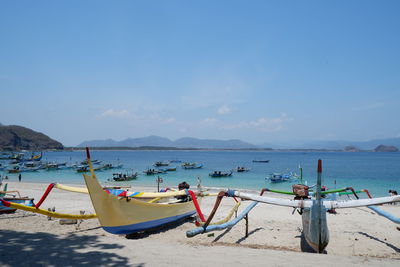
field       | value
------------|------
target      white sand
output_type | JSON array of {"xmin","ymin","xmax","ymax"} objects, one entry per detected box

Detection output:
[{"xmin": 1, "ymin": 181, "xmax": 399, "ymax": 266}]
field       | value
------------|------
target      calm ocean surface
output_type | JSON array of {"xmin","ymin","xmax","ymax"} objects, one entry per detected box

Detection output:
[{"xmin": 2, "ymin": 150, "xmax": 399, "ymax": 197}]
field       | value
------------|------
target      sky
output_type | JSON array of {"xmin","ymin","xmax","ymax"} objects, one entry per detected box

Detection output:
[{"xmin": 1, "ymin": 1, "xmax": 399, "ymax": 146}]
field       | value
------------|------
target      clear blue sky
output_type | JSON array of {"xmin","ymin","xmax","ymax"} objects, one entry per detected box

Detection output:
[{"xmin": 1, "ymin": 1, "xmax": 399, "ymax": 146}]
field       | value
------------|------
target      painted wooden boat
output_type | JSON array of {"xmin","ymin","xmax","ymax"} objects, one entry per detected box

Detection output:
[
  {"xmin": 0, "ymin": 197, "xmax": 35, "ymax": 214},
  {"xmin": 83, "ymin": 149, "xmax": 198, "ymax": 235}
]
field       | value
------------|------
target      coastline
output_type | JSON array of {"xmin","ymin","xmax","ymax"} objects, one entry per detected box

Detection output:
[{"xmin": 1, "ymin": 181, "xmax": 399, "ymax": 266}]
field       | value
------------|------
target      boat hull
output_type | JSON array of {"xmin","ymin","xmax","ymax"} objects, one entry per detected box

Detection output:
[
  {"xmin": 0, "ymin": 198, "xmax": 35, "ymax": 214},
  {"xmin": 83, "ymin": 171, "xmax": 198, "ymax": 235},
  {"xmin": 301, "ymin": 202, "xmax": 329, "ymax": 253}
]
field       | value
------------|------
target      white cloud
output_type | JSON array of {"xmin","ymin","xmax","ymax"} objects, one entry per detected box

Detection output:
[
  {"xmin": 101, "ymin": 109, "xmax": 130, "ymax": 118},
  {"xmin": 217, "ymin": 105, "xmax": 231, "ymax": 115}
]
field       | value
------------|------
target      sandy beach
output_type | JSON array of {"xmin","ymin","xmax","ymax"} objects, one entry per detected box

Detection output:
[{"xmin": 1, "ymin": 181, "xmax": 399, "ymax": 266}]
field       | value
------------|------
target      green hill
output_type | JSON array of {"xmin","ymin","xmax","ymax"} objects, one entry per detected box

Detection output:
[{"xmin": 0, "ymin": 125, "xmax": 63, "ymax": 151}]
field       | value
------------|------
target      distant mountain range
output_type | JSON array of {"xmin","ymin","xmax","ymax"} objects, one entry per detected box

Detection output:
[
  {"xmin": 78, "ymin": 136, "xmax": 258, "ymax": 149},
  {"xmin": 78, "ymin": 135, "xmax": 400, "ymax": 150},
  {"xmin": 264, "ymin": 138, "xmax": 400, "ymax": 150}
]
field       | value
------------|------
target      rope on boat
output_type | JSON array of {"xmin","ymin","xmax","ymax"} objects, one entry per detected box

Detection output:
[
  {"xmin": 198, "ymin": 188, "xmax": 267, "ymax": 231},
  {"xmin": 196, "ymin": 201, "xmax": 241, "ymax": 226},
  {"xmin": 0, "ymin": 199, "xmax": 97, "ymax": 219}
]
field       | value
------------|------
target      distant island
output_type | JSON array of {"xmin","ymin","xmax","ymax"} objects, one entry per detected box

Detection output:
[
  {"xmin": 0, "ymin": 124, "xmax": 63, "ymax": 151},
  {"xmin": 374, "ymin": 145, "xmax": 399, "ymax": 152}
]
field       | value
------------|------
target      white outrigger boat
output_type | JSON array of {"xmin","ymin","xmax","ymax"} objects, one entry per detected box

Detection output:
[{"xmin": 187, "ymin": 159, "xmax": 400, "ymax": 253}]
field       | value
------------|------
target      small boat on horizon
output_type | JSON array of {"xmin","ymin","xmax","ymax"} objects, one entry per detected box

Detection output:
[{"xmin": 252, "ymin": 160, "xmax": 270, "ymax": 163}]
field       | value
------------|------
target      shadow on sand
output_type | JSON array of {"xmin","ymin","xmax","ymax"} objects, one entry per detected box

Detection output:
[
  {"xmin": 125, "ymin": 217, "xmax": 192, "ymax": 239},
  {"xmin": 357, "ymin": 231, "xmax": 400, "ymax": 253},
  {"xmin": 0, "ymin": 230, "xmax": 133, "ymax": 266}
]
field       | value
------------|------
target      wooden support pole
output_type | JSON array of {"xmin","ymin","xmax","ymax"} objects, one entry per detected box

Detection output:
[{"xmin": 245, "ymin": 214, "xmax": 249, "ymax": 237}]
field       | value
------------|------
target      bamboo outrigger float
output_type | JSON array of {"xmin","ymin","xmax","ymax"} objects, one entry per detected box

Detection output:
[{"xmin": 83, "ymin": 147, "xmax": 201, "ymax": 235}]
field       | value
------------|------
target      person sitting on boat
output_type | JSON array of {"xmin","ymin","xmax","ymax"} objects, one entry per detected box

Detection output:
[
  {"xmin": 177, "ymin": 181, "xmax": 190, "ymax": 202},
  {"xmin": 389, "ymin": 190, "xmax": 398, "ymax": 205}
]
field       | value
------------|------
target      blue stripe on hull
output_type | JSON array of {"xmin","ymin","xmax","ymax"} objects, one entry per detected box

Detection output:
[{"xmin": 102, "ymin": 210, "xmax": 196, "ymax": 235}]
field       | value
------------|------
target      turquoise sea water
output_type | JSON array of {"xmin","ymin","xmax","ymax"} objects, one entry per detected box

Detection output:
[{"xmin": 1, "ymin": 150, "xmax": 399, "ymax": 197}]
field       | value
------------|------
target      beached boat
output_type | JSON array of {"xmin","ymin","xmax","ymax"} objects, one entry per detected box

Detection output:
[
  {"xmin": 0, "ymin": 185, "xmax": 34, "ymax": 214},
  {"xmin": 0, "ymin": 197, "xmax": 35, "ymax": 214},
  {"xmin": 209, "ymin": 171, "xmax": 233, "ymax": 177},
  {"xmin": 112, "ymin": 172, "xmax": 138, "ymax": 181},
  {"xmin": 187, "ymin": 160, "xmax": 400, "ymax": 253},
  {"xmin": 83, "ymin": 148, "xmax": 200, "ymax": 234}
]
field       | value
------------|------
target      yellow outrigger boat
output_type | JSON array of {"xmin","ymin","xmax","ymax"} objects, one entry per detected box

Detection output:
[{"xmin": 83, "ymin": 147, "xmax": 200, "ymax": 235}]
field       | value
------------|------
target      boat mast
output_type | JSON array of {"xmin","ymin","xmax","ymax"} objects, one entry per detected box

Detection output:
[{"xmin": 316, "ymin": 159, "xmax": 323, "ymax": 252}]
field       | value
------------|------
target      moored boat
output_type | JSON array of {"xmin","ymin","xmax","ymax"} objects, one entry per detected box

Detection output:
[
  {"xmin": 112, "ymin": 172, "xmax": 138, "ymax": 181},
  {"xmin": 252, "ymin": 160, "xmax": 270, "ymax": 163},
  {"xmin": 235, "ymin": 166, "xmax": 250, "ymax": 172},
  {"xmin": 143, "ymin": 168, "xmax": 165, "ymax": 175},
  {"xmin": 182, "ymin": 162, "xmax": 203, "ymax": 169},
  {"xmin": 153, "ymin": 161, "xmax": 169, "ymax": 167},
  {"xmin": 209, "ymin": 171, "xmax": 233, "ymax": 177}
]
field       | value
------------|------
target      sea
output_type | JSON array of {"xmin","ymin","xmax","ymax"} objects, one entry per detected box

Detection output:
[{"xmin": 1, "ymin": 150, "xmax": 399, "ymax": 197}]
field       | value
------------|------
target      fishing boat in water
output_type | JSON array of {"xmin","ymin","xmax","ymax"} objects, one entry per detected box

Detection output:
[
  {"xmin": 153, "ymin": 161, "xmax": 169, "ymax": 167},
  {"xmin": 209, "ymin": 171, "xmax": 233, "ymax": 177},
  {"xmin": 235, "ymin": 166, "xmax": 250, "ymax": 172},
  {"xmin": 112, "ymin": 172, "xmax": 138, "ymax": 181},
  {"xmin": 266, "ymin": 172, "xmax": 298, "ymax": 182},
  {"xmin": 252, "ymin": 160, "xmax": 270, "ymax": 163},
  {"xmin": 182, "ymin": 162, "xmax": 203, "ymax": 169},
  {"xmin": 143, "ymin": 168, "xmax": 165, "ymax": 175},
  {"xmin": 83, "ymin": 147, "xmax": 201, "ymax": 235}
]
